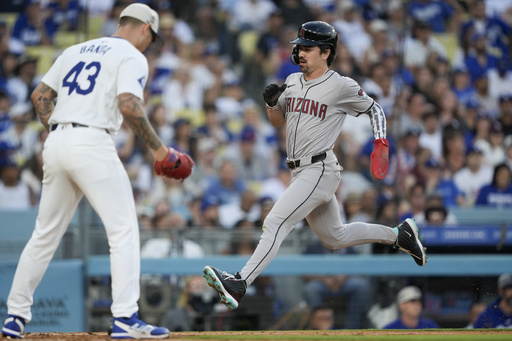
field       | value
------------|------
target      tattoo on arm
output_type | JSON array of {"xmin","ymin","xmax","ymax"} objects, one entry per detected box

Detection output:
[
  {"xmin": 118, "ymin": 93, "xmax": 162, "ymax": 150},
  {"xmin": 32, "ymin": 83, "xmax": 57, "ymax": 131}
]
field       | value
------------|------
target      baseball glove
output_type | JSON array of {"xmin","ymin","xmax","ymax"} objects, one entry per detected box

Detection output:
[
  {"xmin": 370, "ymin": 138, "xmax": 389, "ymax": 180},
  {"xmin": 154, "ymin": 148, "xmax": 194, "ymax": 181}
]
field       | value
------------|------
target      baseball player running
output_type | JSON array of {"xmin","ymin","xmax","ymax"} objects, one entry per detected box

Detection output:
[
  {"xmin": 1, "ymin": 4, "xmax": 193, "ymax": 339},
  {"xmin": 204, "ymin": 21, "xmax": 427, "ymax": 311}
]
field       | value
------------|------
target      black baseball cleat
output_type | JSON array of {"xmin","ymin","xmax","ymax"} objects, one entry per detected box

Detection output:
[
  {"xmin": 395, "ymin": 218, "xmax": 427, "ymax": 266},
  {"xmin": 203, "ymin": 266, "xmax": 246, "ymax": 310}
]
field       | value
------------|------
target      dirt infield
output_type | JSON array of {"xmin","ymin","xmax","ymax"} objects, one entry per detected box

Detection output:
[{"xmin": 16, "ymin": 329, "xmax": 512, "ymax": 340}]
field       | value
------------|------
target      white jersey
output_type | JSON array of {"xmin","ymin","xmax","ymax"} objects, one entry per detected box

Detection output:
[
  {"xmin": 42, "ymin": 37, "xmax": 149, "ymax": 134},
  {"xmin": 277, "ymin": 70, "xmax": 385, "ymax": 160}
]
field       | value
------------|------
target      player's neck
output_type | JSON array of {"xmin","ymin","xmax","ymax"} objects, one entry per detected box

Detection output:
[{"xmin": 304, "ymin": 66, "xmax": 329, "ymax": 81}]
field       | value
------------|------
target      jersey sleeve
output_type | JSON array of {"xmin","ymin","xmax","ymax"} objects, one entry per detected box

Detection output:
[
  {"xmin": 41, "ymin": 53, "xmax": 64, "ymax": 92},
  {"xmin": 117, "ymin": 54, "xmax": 148, "ymax": 102},
  {"xmin": 336, "ymin": 77, "xmax": 374, "ymax": 116}
]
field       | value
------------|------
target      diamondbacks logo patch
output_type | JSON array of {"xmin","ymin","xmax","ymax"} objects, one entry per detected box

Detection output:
[{"xmin": 358, "ymin": 88, "xmax": 370, "ymax": 99}]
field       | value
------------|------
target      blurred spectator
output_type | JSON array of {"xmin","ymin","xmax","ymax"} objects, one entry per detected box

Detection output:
[
  {"xmin": 416, "ymin": 193, "xmax": 458, "ymax": 225},
  {"xmin": 149, "ymin": 104, "xmax": 174, "ymax": 147},
  {"xmin": 241, "ymin": 103, "xmax": 278, "ymax": 157},
  {"xmin": 6, "ymin": 54, "xmax": 41, "ymax": 106},
  {"xmin": 442, "ymin": 124, "xmax": 466, "ymax": 174},
  {"xmin": 392, "ymin": 126, "xmax": 422, "ymax": 193},
  {"xmin": 0, "ymin": 90, "xmax": 12, "ymax": 134},
  {"xmin": 302, "ymin": 241, "xmax": 372, "ymax": 329},
  {"xmin": 454, "ymin": 145, "xmax": 493, "ymax": 206},
  {"xmin": 203, "ymin": 159, "xmax": 246, "ymax": 207},
  {"xmin": 223, "ymin": 125, "xmax": 273, "ymax": 182},
  {"xmin": 476, "ymin": 121, "xmax": 506, "ymax": 167},
  {"xmin": 474, "ymin": 274, "xmax": 512, "ymax": 328},
  {"xmin": 465, "ymin": 301, "xmax": 486, "ymax": 329},
  {"xmin": 423, "ymin": 205, "xmax": 448, "ymax": 226},
  {"xmin": 419, "ymin": 110, "xmax": 442, "ymax": 161},
  {"xmin": 0, "ymin": 53, "xmax": 19, "ymax": 94},
  {"xmin": 360, "ymin": 20, "xmax": 393, "ymax": 77},
  {"xmin": 196, "ymin": 103, "xmax": 232, "ymax": 147},
  {"xmin": 307, "ymin": 306, "xmax": 336, "ymax": 330},
  {"xmin": 451, "ymin": 68, "xmax": 476, "ymax": 105},
  {"xmin": 9, "ymin": 0, "xmax": 55, "ymax": 53},
  {"xmin": 258, "ymin": 161, "xmax": 291, "ymax": 203},
  {"xmin": 230, "ymin": 0, "xmax": 278, "ymax": 33},
  {"xmin": 160, "ymin": 275, "xmax": 216, "ymax": 331},
  {"xmin": 399, "ymin": 183, "xmax": 426, "ymax": 223},
  {"xmin": 408, "ymin": 0, "xmax": 458, "ymax": 33},
  {"xmin": 403, "ymin": 20, "xmax": 447, "ymax": 71},
  {"xmin": 475, "ymin": 163, "xmax": 512, "ymax": 207},
  {"xmin": 277, "ymin": 0, "xmax": 313, "ymax": 28},
  {"xmin": 0, "ymin": 101, "xmax": 39, "ymax": 165},
  {"xmin": 253, "ymin": 195, "xmax": 274, "ymax": 227},
  {"xmin": 101, "ymin": 0, "xmax": 128, "ymax": 36},
  {"xmin": 247, "ymin": 9, "xmax": 284, "ymax": 95},
  {"xmin": 331, "ymin": 43, "xmax": 362, "ymax": 83},
  {"xmin": 385, "ymin": 0, "xmax": 406, "ymax": 46},
  {"xmin": 170, "ymin": 118, "xmax": 195, "ymax": 155},
  {"xmin": 20, "ymin": 129, "xmax": 46, "ymax": 203},
  {"xmin": 185, "ymin": 137, "xmax": 219, "ymax": 197},
  {"xmin": 0, "ymin": 156, "xmax": 32, "ymax": 209},
  {"xmin": 332, "ymin": 1, "xmax": 371, "ymax": 61},
  {"xmin": 218, "ymin": 189, "xmax": 260, "ymax": 229},
  {"xmin": 161, "ymin": 63, "xmax": 204, "ymax": 125},
  {"xmin": 382, "ymin": 286, "xmax": 440, "ymax": 329},
  {"xmin": 140, "ymin": 200, "xmax": 203, "ymax": 258},
  {"xmin": 473, "ymin": 73, "xmax": 498, "ymax": 118},
  {"xmin": 464, "ymin": 33, "xmax": 498, "ymax": 85},
  {"xmin": 398, "ymin": 92, "xmax": 427, "ymax": 136},
  {"xmin": 214, "ymin": 79, "xmax": 246, "ymax": 122},
  {"xmin": 47, "ymin": 0, "xmax": 82, "ymax": 32},
  {"xmin": 498, "ymin": 94, "xmax": 512, "ymax": 136},
  {"xmin": 361, "ymin": 62, "xmax": 396, "ymax": 116},
  {"xmin": 488, "ymin": 59, "xmax": 512, "ymax": 100},
  {"xmin": 423, "ymin": 158, "xmax": 465, "ymax": 208},
  {"xmin": 460, "ymin": 0, "xmax": 511, "ymax": 61}
]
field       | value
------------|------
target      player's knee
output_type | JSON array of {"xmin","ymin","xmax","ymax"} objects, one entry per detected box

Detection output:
[{"xmin": 323, "ymin": 241, "xmax": 339, "ymax": 250}]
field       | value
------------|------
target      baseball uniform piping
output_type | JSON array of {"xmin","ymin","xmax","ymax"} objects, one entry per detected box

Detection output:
[
  {"xmin": 291, "ymin": 71, "xmax": 335, "ymax": 159},
  {"xmin": 245, "ymin": 160, "xmax": 326, "ymax": 281}
]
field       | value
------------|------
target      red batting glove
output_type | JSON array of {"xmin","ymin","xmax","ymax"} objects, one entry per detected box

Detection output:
[{"xmin": 370, "ymin": 138, "xmax": 389, "ymax": 180}]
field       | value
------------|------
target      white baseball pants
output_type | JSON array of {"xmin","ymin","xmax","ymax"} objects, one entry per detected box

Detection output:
[{"xmin": 7, "ymin": 124, "xmax": 140, "ymax": 322}]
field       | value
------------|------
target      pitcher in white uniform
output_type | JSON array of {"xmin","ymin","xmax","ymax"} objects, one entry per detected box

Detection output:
[
  {"xmin": 2, "ymin": 4, "xmax": 172, "ymax": 339},
  {"xmin": 204, "ymin": 21, "xmax": 427, "ymax": 312}
]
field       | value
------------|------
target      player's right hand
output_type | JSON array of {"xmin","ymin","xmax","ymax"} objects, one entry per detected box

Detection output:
[{"xmin": 263, "ymin": 83, "xmax": 287, "ymax": 107}]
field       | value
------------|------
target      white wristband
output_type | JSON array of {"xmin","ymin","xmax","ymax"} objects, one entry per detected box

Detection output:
[{"xmin": 266, "ymin": 103, "xmax": 280, "ymax": 111}]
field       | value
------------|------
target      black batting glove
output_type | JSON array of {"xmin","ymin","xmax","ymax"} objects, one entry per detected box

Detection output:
[{"xmin": 263, "ymin": 83, "xmax": 287, "ymax": 107}]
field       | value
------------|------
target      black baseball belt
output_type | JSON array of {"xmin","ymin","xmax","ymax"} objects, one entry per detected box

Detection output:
[
  {"xmin": 50, "ymin": 123, "xmax": 109, "ymax": 134},
  {"xmin": 286, "ymin": 151, "xmax": 327, "ymax": 170}
]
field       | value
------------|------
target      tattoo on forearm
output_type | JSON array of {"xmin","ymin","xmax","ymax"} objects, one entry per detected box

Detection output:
[
  {"xmin": 118, "ymin": 93, "xmax": 162, "ymax": 150},
  {"xmin": 33, "ymin": 83, "xmax": 57, "ymax": 130}
]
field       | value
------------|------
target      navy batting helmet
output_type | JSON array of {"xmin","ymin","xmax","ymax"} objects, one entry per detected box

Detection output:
[{"xmin": 290, "ymin": 21, "xmax": 338, "ymax": 65}]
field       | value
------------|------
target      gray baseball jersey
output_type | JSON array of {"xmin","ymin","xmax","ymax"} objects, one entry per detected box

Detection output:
[
  {"xmin": 240, "ymin": 70, "xmax": 396, "ymax": 286},
  {"xmin": 277, "ymin": 70, "xmax": 386, "ymax": 160}
]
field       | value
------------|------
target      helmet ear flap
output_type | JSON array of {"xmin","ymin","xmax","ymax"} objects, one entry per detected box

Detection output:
[{"xmin": 290, "ymin": 44, "xmax": 299, "ymax": 65}]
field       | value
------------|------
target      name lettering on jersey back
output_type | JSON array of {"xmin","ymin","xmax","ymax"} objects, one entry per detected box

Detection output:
[
  {"xmin": 286, "ymin": 97, "xmax": 327, "ymax": 121},
  {"xmin": 80, "ymin": 44, "xmax": 112, "ymax": 55}
]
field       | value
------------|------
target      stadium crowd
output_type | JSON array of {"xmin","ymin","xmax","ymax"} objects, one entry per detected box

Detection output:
[{"xmin": 1, "ymin": 0, "xmax": 512, "ymax": 330}]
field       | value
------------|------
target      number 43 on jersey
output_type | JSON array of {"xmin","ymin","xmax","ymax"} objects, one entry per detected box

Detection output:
[{"xmin": 63, "ymin": 61, "xmax": 101, "ymax": 95}]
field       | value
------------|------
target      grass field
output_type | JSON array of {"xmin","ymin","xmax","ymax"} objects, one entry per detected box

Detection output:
[{"xmin": 19, "ymin": 329, "xmax": 512, "ymax": 340}]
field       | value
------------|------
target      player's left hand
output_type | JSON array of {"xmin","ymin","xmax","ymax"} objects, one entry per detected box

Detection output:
[
  {"xmin": 370, "ymin": 138, "xmax": 389, "ymax": 180},
  {"xmin": 154, "ymin": 148, "xmax": 194, "ymax": 181}
]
